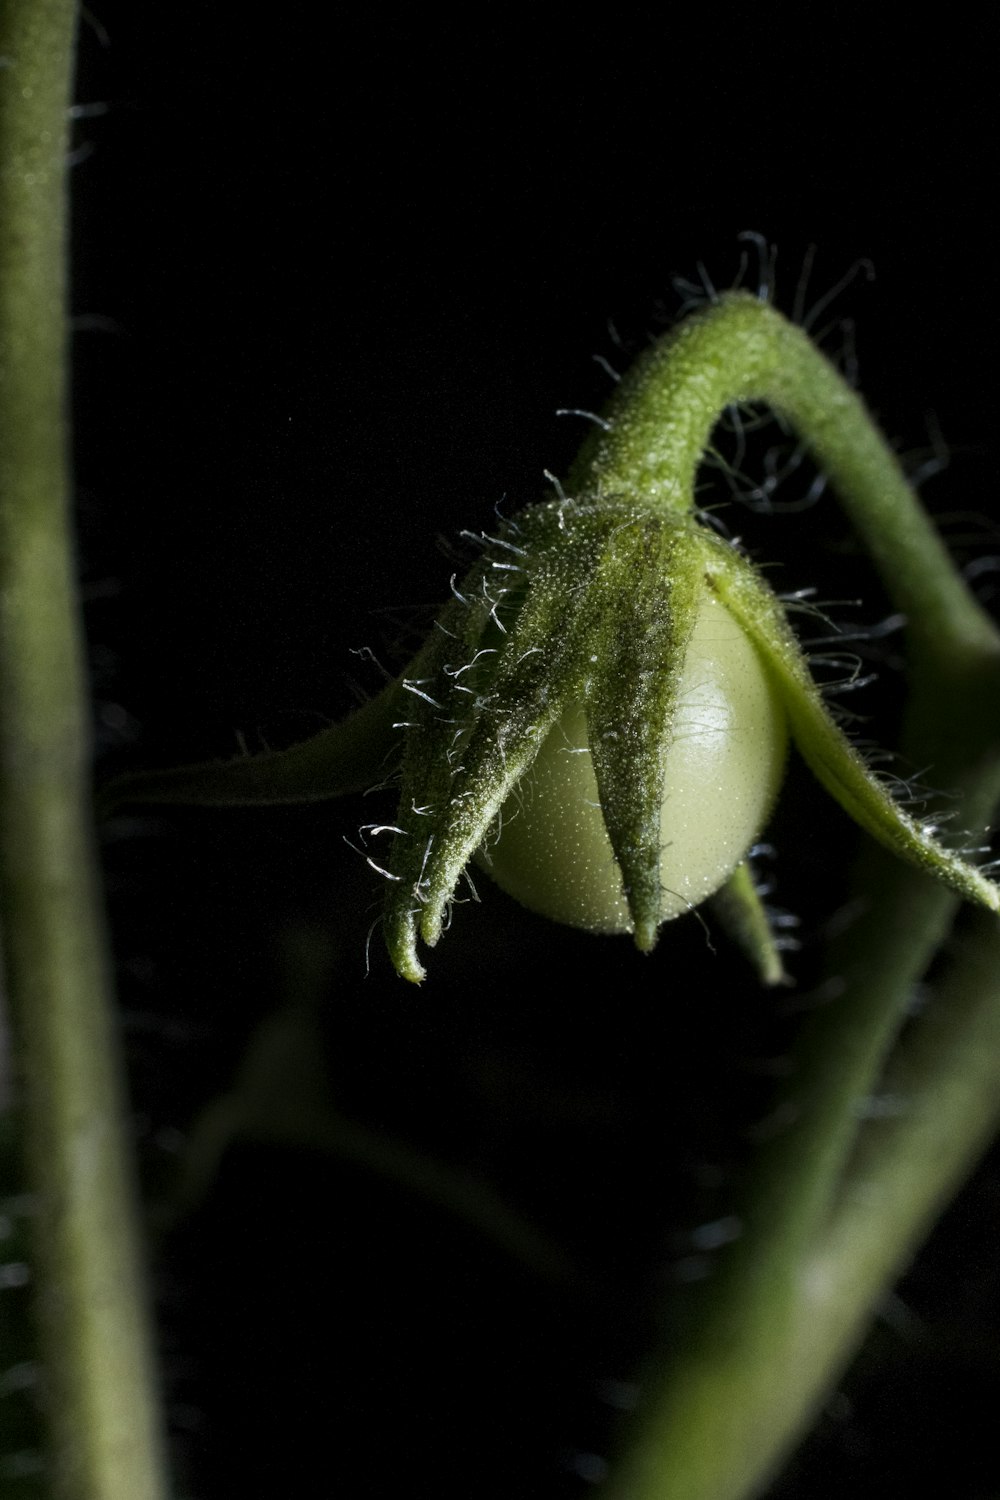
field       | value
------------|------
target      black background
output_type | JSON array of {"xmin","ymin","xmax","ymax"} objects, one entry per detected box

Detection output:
[{"xmin": 61, "ymin": 11, "xmax": 1000, "ymax": 1499}]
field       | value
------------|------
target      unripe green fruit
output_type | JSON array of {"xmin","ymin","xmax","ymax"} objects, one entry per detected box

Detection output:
[{"xmin": 480, "ymin": 594, "xmax": 788, "ymax": 932}]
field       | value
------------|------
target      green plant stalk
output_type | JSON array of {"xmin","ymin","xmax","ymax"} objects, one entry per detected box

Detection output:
[
  {"xmin": 571, "ymin": 292, "xmax": 997, "ymax": 667},
  {"xmin": 817, "ymin": 905, "xmax": 1000, "ymax": 1351},
  {"xmin": 602, "ymin": 893, "xmax": 1000, "ymax": 1500},
  {"xmin": 0, "ymin": 4, "xmax": 168, "ymax": 1497},
  {"xmin": 587, "ymin": 296, "xmax": 1000, "ymax": 1498}
]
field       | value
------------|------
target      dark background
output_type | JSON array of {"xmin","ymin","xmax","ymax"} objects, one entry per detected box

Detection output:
[{"xmin": 57, "ymin": 11, "xmax": 1000, "ymax": 1498}]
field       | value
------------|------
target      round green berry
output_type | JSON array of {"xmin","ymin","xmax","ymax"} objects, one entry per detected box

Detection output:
[{"xmin": 480, "ymin": 592, "xmax": 788, "ymax": 932}]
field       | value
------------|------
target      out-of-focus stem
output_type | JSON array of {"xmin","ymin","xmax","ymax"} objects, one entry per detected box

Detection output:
[{"xmin": 0, "ymin": 4, "xmax": 168, "ymax": 1496}]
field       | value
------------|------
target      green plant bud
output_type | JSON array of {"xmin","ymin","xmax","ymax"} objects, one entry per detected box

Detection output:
[
  {"xmin": 99, "ymin": 295, "xmax": 1000, "ymax": 988},
  {"xmin": 382, "ymin": 499, "xmax": 714, "ymax": 979},
  {"xmin": 382, "ymin": 495, "xmax": 1000, "ymax": 983},
  {"xmin": 479, "ymin": 591, "xmax": 788, "ymax": 932}
]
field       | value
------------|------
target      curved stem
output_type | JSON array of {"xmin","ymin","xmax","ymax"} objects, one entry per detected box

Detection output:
[
  {"xmin": 585, "ymin": 290, "xmax": 1000, "ymax": 1286},
  {"xmin": 0, "ymin": 5, "xmax": 168, "ymax": 1496},
  {"xmin": 588, "ymin": 295, "xmax": 1000, "ymax": 1499},
  {"xmin": 572, "ymin": 292, "xmax": 998, "ymax": 666}
]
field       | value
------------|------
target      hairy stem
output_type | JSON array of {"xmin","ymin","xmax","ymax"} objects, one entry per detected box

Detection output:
[
  {"xmin": 591, "ymin": 295, "xmax": 1000, "ymax": 1499},
  {"xmin": 0, "ymin": 4, "xmax": 168, "ymax": 1496},
  {"xmin": 572, "ymin": 292, "xmax": 997, "ymax": 666}
]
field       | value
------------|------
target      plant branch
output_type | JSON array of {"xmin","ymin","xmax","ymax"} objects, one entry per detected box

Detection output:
[
  {"xmin": 572, "ymin": 292, "xmax": 998, "ymax": 667},
  {"xmin": 0, "ymin": 4, "xmax": 168, "ymax": 1496},
  {"xmin": 591, "ymin": 294, "xmax": 1000, "ymax": 1499},
  {"xmin": 602, "ymin": 892, "xmax": 1000, "ymax": 1500}
]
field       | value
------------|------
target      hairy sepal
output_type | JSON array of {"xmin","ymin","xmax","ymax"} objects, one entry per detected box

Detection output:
[
  {"xmin": 706, "ymin": 539, "xmax": 1000, "ymax": 917},
  {"xmin": 385, "ymin": 503, "xmax": 614, "ymax": 980},
  {"xmin": 585, "ymin": 521, "xmax": 704, "ymax": 951}
]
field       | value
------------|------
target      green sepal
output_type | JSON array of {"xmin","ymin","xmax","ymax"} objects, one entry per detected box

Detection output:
[
  {"xmin": 383, "ymin": 500, "xmax": 727, "ymax": 980},
  {"xmin": 385, "ymin": 503, "xmax": 612, "ymax": 980},
  {"xmin": 709, "ymin": 859, "xmax": 788, "ymax": 987},
  {"xmin": 706, "ymin": 539, "xmax": 1000, "ymax": 917},
  {"xmin": 99, "ymin": 677, "xmax": 405, "ymax": 817},
  {"xmin": 584, "ymin": 519, "xmax": 703, "ymax": 950}
]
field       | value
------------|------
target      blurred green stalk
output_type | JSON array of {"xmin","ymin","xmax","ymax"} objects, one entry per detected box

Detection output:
[{"xmin": 0, "ymin": 4, "xmax": 168, "ymax": 1496}]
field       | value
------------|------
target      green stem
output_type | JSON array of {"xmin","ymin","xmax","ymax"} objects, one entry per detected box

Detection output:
[
  {"xmin": 586, "ymin": 293, "xmax": 1000, "ymax": 1278},
  {"xmin": 572, "ymin": 292, "xmax": 997, "ymax": 666},
  {"xmin": 590, "ymin": 296, "xmax": 1000, "ymax": 1499},
  {"xmin": 819, "ymin": 907, "xmax": 1000, "ymax": 1332},
  {"xmin": 603, "ymin": 904, "xmax": 1000, "ymax": 1500},
  {"xmin": 0, "ymin": 6, "xmax": 168, "ymax": 1497}
]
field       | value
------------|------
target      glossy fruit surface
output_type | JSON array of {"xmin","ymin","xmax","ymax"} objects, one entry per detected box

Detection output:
[{"xmin": 480, "ymin": 592, "xmax": 788, "ymax": 931}]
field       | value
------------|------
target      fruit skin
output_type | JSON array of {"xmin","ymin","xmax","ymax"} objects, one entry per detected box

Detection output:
[{"xmin": 479, "ymin": 592, "xmax": 789, "ymax": 932}]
